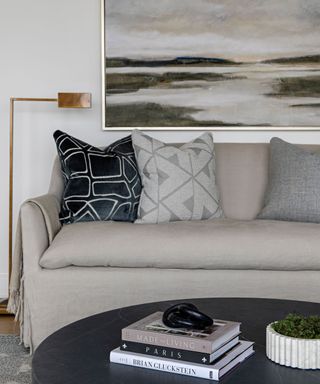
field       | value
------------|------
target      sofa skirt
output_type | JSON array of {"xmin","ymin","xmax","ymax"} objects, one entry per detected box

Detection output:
[{"xmin": 23, "ymin": 267, "xmax": 320, "ymax": 351}]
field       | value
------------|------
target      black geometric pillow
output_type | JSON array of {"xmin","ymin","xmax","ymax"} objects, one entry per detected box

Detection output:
[{"xmin": 53, "ymin": 130, "xmax": 141, "ymax": 224}]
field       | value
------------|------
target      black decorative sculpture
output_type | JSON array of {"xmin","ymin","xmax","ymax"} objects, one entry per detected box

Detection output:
[{"xmin": 162, "ymin": 303, "xmax": 213, "ymax": 330}]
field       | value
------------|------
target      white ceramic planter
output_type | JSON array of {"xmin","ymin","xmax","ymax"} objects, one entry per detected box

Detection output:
[{"xmin": 266, "ymin": 323, "xmax": 320, "ymax": 369}]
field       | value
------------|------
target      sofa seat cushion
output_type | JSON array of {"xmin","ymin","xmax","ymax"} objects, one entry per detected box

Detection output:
[{"xmin": 40, "ymin": 219, "xmax": 320, "ymax": 271}]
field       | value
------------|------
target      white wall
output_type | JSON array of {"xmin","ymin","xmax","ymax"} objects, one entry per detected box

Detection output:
[{"xmin": 1, "ymin": 0, "xmax": 320, "ymax": 298}]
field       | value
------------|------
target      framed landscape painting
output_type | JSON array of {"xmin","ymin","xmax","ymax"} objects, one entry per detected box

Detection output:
[{"xmin": 102, "ymin": 0, "xmax": 320, "ymax": 130}]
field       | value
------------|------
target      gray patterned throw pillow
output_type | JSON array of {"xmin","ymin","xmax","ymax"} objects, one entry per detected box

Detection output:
[
  {"xmin": 258, "ymin": 137, "xmax": 320, "ymax": 223},
  {"xmin": 132, "ymin": 131, "xmax": 223, "ymax": 223}
]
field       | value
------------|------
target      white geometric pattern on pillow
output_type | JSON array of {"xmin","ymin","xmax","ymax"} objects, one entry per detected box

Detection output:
[
  {"xmin": 132, "ymin": 131, "xmax": 223, "ymax": 223},
  {"xmin": 54, "ymin": 131, "xmax": 141, "ymax": 224}
]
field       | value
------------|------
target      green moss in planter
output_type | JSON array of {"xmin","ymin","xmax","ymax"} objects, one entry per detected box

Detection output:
[{"xmin": 272, "ymin": 313, "xmax": 320, "ymax": 339}]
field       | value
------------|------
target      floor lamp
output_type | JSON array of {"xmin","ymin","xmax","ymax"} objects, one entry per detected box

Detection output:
[{"xmin": 0, "ymin": 93, "xmax": 92, "ymax": 315}]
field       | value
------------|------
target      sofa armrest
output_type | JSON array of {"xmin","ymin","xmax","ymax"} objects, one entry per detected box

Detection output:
[{"xmin": 21, "ymin": 194, "xmax": 61, "ymax": 272}]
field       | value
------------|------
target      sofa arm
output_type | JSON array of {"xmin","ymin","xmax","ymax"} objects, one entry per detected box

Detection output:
[{"xmin": 21, "ymin": 194, "xmax": 61, "ymax": 272}]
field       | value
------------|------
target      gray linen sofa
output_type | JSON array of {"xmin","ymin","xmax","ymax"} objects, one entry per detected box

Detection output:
[{"xmin": 15, "ymin": 143, "xmax": 320, "ymax": 351}]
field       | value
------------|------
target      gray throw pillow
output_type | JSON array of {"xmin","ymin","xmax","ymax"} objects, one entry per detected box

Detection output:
[
  {"xmin": 258, "ymin": 137, "xmax": 320, "ymax": 223},
  {"xmin": 132, "ymin": 130, "xmax": 223, "ymax": 223}
]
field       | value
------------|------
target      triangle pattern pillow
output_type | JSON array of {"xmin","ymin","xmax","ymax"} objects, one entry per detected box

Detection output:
[
  {"xmin": 54, "ymin": 130, "xmax": 141, "ymax": 224},
  {"xmin": 132, "ymin": 130, "xmax": 224, "ymax": 223}
]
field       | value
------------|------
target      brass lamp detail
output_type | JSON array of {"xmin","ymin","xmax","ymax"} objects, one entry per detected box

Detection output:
[{"xmin": 57, "ymin": 93, "xmax": 92, "ymax": 108}]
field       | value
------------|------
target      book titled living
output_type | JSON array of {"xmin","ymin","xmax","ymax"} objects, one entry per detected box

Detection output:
[{"xmin": 121, "ymin": 311, "xmax": 241, "ymax": 354}]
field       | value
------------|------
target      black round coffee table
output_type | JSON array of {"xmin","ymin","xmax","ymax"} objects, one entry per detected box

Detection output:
[{"xmin": 32, "ymin": 298, "xmax": 320, "ymax": 383}]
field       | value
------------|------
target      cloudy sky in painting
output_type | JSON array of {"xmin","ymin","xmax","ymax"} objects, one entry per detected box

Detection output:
[{"xmin": 105, "ymin": 0, "xmax": 320, "ymax": 62}]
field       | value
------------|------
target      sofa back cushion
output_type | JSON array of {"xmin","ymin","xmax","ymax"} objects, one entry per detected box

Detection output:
[
  {"xmin": 214, "ymin": 143, "xmax": 269, "ymax": 220},
  {"xmin": 48, "ymin": 141, "xmax": 320, "ymax": 221}
]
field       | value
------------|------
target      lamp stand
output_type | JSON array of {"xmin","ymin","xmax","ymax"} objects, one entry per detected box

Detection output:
[{"xmin": 2, "ymin": 93, "xmax": 91, "ymax": 315}]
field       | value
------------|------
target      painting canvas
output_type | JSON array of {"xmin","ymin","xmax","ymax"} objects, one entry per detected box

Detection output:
[{"xmin": 102, "ymin": 0, "xmax": 320, "ymax": 129}]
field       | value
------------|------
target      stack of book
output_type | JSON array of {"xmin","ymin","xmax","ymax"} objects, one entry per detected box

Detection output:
[{"xmin": 110, "ymin": 311, "xmax": 254, "ymax": 381}]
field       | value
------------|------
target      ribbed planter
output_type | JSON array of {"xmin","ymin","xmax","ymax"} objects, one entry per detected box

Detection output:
[{"xmin": 266, "ymin": 323, "xmax": 320, "ymax": 369}]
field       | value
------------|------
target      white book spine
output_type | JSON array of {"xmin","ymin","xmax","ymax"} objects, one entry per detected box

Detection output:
[{"xmin": 110, "ymin": 349, "xmax": 219, "ymax": 380}]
